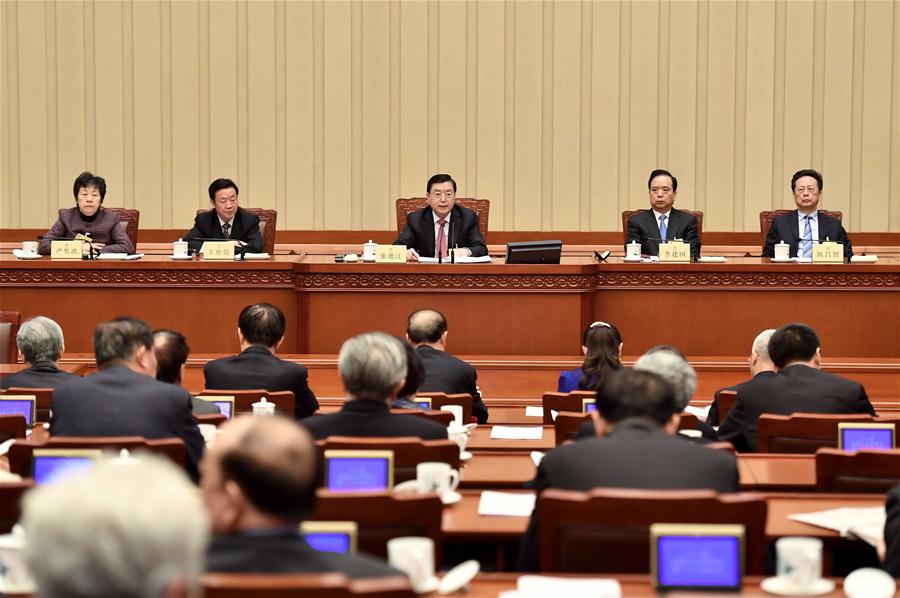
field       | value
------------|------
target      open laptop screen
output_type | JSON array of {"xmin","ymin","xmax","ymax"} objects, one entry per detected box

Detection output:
[
  {"xmin": 0, "ymin": 397, "xmax": 36, "ymax": 426},
  {"xmin": 324, "ymin": 450, "xmax": 393, "ymax": 492},
  {"xmin": 839, "ymin": 425, "xmax": 895, "ymax": 451}
]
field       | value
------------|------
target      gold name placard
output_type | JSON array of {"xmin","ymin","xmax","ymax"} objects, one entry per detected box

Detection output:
[
  {"xmin": 50, "ymin": 240, "xmax": 82, "ymax": 260},
  {"xmin": 375, "ymin": 245, "xmax": 406, "ymax": 263},
  {"xmin": 813, "ymin": 241, "xmax": 843, "ymax": 263},
  {"xmin": 201, "ymin": 241, "xmax": 235, "ymax": 261},
  {"xmin": 658, "ymin": 241, "xmax": 690, "ymax": 263}
]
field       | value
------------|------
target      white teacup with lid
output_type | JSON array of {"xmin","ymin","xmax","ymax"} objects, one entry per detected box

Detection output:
[
  {"xmin": 626, "ymin": 240, "xmax": 641, "ymax": 259},
  {"xmin": 362, "ymin": 239, "xmax": 377, "ymax": 261},
  {"xmin": 173, "ymin": 238, "xmax": 189, "ymax": 257},
  {"xmin": 774, "ymin": 241, "xmax": 790, "ymax": 261},
  {"xmin": 252, "ymin": 397, "xmax": 275, "ymax": 417}
]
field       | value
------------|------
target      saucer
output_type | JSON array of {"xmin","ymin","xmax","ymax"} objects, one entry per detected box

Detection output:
[
  {"xmin": 413, "ymin": 575, "xmax": 440, "ymax": 594},
  {"xmin": 169, "ymin": 255, "xmax": 193, "ymax": 260},
  {"xmin": 440, "ymin": 491, "xmax": 462, "ymax": 505},
  {"xmin": 438, "ymin": 559, "xmax": 480, "ymax": 595},
  {"xmin": 770, "ymin": 258, "xmax": 794, "ymax": 263},
  {"xmin": 622, "ymin": 257, "xmax": 642, "ymax": 262},
  {"xmin": 759, "ymin": 576, "xmax": 835, "ymax": 596},
  {"xmin": 392, "ymin": 480, "xmax": 419, "ymax": 494},
  {"xmin": 12, "ymin": 250, "xmax": 41, "ymax": 260},
  {"xmin": 459, "ymin": 451, "xmax": 473, "ymax": 461}
]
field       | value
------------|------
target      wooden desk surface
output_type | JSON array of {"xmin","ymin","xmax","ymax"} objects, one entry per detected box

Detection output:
[
  {"xmin": 467, "ymin": 426, "xmax": 555, "ymax": 452},
  {"xmin": 739, "ymin": 454, "xmax": 816, "ymax": 491}
]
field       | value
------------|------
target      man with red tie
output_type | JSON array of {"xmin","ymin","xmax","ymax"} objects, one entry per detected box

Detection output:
[{"xmin": 394, "ymin": 173, "xmax": 487, "ymax": 261}]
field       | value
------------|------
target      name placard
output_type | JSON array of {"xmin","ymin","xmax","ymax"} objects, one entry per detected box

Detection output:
[
  {"xmin": 659, "ymin": 241, "xmax": 690, "ymax": 263},
  {"xmin": 201, "ymin": 241, "xmax": 235, "ymax": 261},
  {"xmin": 50, "ymin": 240, "xmax": 82, "ymax": 260},
  {"xmin": 813, "ymin": 241, "xmax": 843, "ymax": 263},
  {"xmin": 375, "ymin": 245, "xmax": 406, "ymax": 263}
]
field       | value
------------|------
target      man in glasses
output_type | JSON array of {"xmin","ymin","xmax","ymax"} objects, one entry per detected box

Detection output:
[{"xmin": 625, "ymin": 168, "xmax": 701, "ymax": 260}]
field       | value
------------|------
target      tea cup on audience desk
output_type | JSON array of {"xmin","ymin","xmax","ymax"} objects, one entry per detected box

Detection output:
[
  {"xmin": 0, "ymin": 530, "xmax": 36, "ymax": 593},
  {"xmin": 387, "ymin": 536, "xmax": 438, "ymax": 593},
  {"xmin": 416, "ymin": 462, "xmax": 460, "ymax": 497},
  {"xmin": 774, "ymin": 537, "xmax": 824, "ymax": 593},
  {"xmin": 447, "ymin": 425, "xmax": 469, "ymax": 455}
]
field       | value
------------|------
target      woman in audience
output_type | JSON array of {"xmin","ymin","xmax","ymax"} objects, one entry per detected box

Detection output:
[{"xmin": 557, "ymin": 321, "xmax": 623, "ymax": 392}]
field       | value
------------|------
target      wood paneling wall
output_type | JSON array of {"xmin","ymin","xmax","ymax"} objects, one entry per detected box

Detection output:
[{"xmin": 2, "ymin": 0, "xmax": 898, "ymax": 232}]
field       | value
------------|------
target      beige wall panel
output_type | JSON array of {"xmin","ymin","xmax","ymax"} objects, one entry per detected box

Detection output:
[
  {"xmin": 131, "ymin": 1, "xmax": 163, "ymax": 227},
  {"xmin": 512, "ymin": 1, "xmax": 543, "ymax": 231},
  {"xmin": 322, "ymin": 1, "xmax": 352, "ymax": 230},
  {"xmin": 94, "ymin": 1, "xmax": 126, "ymax": 211},
  {"xmin": 247, "ymin": 2, "xmax": 277, "ymax": 212},
  {"xmin": 550, "ymin": 1, "xmax": 581, "ymax": 231},
  {"xmin": 820, "ymin": 1, "xmax": 853, "ymax": 222},
  {"xmin": 361, "ymin": 1, "xmax": 392, "ymax": 230},
  {"xmin": 780, "ymin": 1, "xmax": 815, "ymax": 209},
  {"xmin": 284, "ymin": 1, "xmax": 314, "ymax": 230},
  {"xmin": 53, "ymin": 1, "xmax": 87, "ymax": 215},
  {"xmin": 589, "ymin": 2, "xmax": 620, "ymax": 231},
  {"xmin": 892, "ymin": 2, "xmax": 900, "ymax": 233},
  {"xmin": 398, "ymin": 1, "xmax": 428, "ymax": 200},
  {"xmin": 666, "ymin": 1, "xmax": 698, "ymax": 215},
  {"xmin": 208, "ymin": 1, "xmax": 239, "ymax": 181},
  {"xmin": 170, "ymin": 1, "xmax": 202, "ymax": 228},
  {"xmin": 474, "ymin": 0, "xmax": 505, "ymax": 230},
  {"xmin": 1, "ymin": 1, "xmax": 13, "ymax": 225},
  {"xmin": 436, "ymin": 1, "xmax": 467, "ymax": 184},
  {"xmin": 626, "ymin": 1, "xmax": 658, "ymax": 211}
]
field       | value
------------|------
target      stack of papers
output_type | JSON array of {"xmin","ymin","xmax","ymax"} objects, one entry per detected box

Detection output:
[
  {"xmin": 490, "ymin": 426, "xmax": 544, "ymax": 440},
  {"xmin": 499, "ymin": 575, "xmax": 621, "ymax": 597},
  {"xmin": 477, "ymin": 491, "xmax": 536, "ymax": 517},
  {"xmin": 788, "ymin": 507, "xmax": 885, "ymax": 547},
  {"xmin": 684, "ymin": 405, "xmax": 711, "ymax": 422},
  {"xmin": 524, "ymin": 406, "xmax": 543, "ymax": 417}
]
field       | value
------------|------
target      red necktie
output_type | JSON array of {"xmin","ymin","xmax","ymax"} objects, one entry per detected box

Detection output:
[{"xmin": 436, "ymin": 219, "xmax": 447, "ymax": 258}]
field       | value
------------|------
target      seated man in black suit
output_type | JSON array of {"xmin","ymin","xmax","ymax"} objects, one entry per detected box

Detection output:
[
  {"xmin": 707, "ymin": 329, "xmax": 776, "ymax": 426},
  {"xmin": 625, "ymin": 169, "xmax": 701, "ymax": 259},
  {"xmin": 184, "ymin": 178, "xmax": 263, "ymax": 254},
  {"xmin": 717, "ymin": 322, "xmax": 875, "ymax": 452},
  {"xmin": 153, "ymin": 329, "xmax": 220, "ymax": 416},
  {"xmin": 763, "ymin": 169, "xmax": 852, "ymax": 260},
  {"xmin": 301, "ymin": 332, "xmax": 447, "ymax": 440},
  {"xmin": 517, "ymin": 369, "xmax": 739, "ymax": 571},
  {"xmin": 204, "ymin": 303, "xmax": 318, "ymax": 419},
  {"xmin": 406, "ymin": 309, "xmax": 488, "ymax": 424},
  {"xmin": 202, "ymin": 415, "xmax": 402, "ymax": 577},
  {"xmin": 1, "ymin": 316, "xmax": 79, "ymax": 389},
  {"xmin": 885, "ymin": 483, "xmax": 900, "ymax": 577},
  {"xmin": 394, "ymin": 173, "xmax": 487, "ymax": 261},
  {"xmin": 50, "ymin": 317, "xmax": 205, "ymax": 480}
]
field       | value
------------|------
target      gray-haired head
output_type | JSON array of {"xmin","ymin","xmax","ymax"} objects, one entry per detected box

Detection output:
[
  {"xmin": 21, "ymin": 455, "xmax": 209, "ymax": 598},
  {"xmin": 16, "ymin": 316, "xmax": 65, "ymax": 365},
  {"xmin": 338, "ymin": 332, "xmax": 407, "ymax": 403},
  {"xmin": 634, "ymin": 348, "xmax": 697, "ymax": 410},
  {"xmin": 751, "ymin": 329, "xmax": 776, "ymax": 363}
]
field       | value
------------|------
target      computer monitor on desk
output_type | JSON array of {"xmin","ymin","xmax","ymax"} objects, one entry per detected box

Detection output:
[
  {"xmin": 324, "ymin": 450, "xmax": 394, "ymax": 492},
  {"xmin": 838, "ymin": 423, "xmax": 895, "ymax": 451},
  {"xmin": 33, "ymin": 449, "xmax": 102, "ymax": 485},
  {"xmin": 0, "ymin": 396, "xmax": 37, "ymax": 426},
  {"xmin": 505, "ymin": 240, "xmax": 563, "ymax": 264},
  {"xmin": 301, "ymin": 521, "xmax": 358, "ymax": 554},
  {"xmin": 651, "ymin": 523, "xmax": 744, "ymax": 591}
]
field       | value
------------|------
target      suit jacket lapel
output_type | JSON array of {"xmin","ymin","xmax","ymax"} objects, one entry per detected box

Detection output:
[
  {"xmin": 422, "ymin": 207, "xmax": 436, "ymax": 256},
  {"xmin": 230, "ymin": 210, "xmax": 244, "ymax": 239},
  {"xmin": 666, "ymin": 210, "xmax": 680, "ymax": 240},
  {"xmin": 789, "ymin": 211, "xmax": 801, "ymax": 244}
]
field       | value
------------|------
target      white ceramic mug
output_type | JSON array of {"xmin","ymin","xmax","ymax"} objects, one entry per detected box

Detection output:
[
  {"xmin": 440, "ymin": 405, "xmax": 463, "ymax": 426},
  {"xmin": 173, "ymin": 239, "xmax": 189, "ymax": 257},
  {"xmin": 21, "ymin": 241, "xmax": 38, "ymax": 255},
  {"xmin": 252, "ymin": 398, "xmax": 275, "ymax": 417},
  {"xmin": 774, "ymin": 241, "xmax": 790, "ymax": 261},
  {"xmin": 447, "ymin": 426, "xmax": 469, "ymax": 455},
  {"xmin": 416, "ymin": 462, "xmax": 460, "ymax": 495},
  {"xmin": 775, "ymin": 537, "xmax": 822, "ymax": 592},
  {"xmin": 0, "ymin": 532, "xmax": 36, "ymax": 592},
  {"xmin": 362, "ymin": 240, "xmax": 377, "ymax": 261},
  {"xmin": 626, "ymin": 241, "xmax": 641, "ymax": 259},
  {"xmin": 387, "ymin": 536, "xmax": 436, "ymax": 593}
]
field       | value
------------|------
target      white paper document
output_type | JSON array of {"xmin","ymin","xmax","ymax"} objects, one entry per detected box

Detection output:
[
  {"xmin": 501, "ymin": 575, "xmax": 622, "ymax": 598},
  {"xmin": 684, "ymin": 405, "xmax": 711, "ymax": 422},
  {"xmin": 417, "ymin": 255, "xmax": 492, "ymax": 264},
  {"xmin": 788, "ymin": 507, "xmax": 885, "ymax": 547},
  {"xmin": 524, "ymin": 406, "xmax": 543, "ymax": 417},
  {"xmin": 477, "ymin": 491, "xmax": 536, "ymax": 517},
  {"xmin": 490, "ymin": 426, "xmax": 544, "ymax": 440}
]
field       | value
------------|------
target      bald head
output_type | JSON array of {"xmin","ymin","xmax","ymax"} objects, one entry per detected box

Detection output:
[
  {"xmin": 750, "ymin": 329, "xmax": 776, "ymax": 375},
  {"xmin": 406, "ymin": 309, "xmax": 447, "ymax": 345}
]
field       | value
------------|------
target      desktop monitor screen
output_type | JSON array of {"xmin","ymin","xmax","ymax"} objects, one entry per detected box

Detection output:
[
  {"xmin": 301, "ymin": 521, "xmax": 358, "ymax": 554},
  {"xmin": 415, "ymin": 398, "xmax": 432, "ymax": 410},
  {"xmin": 582, "ymin": 399, "xmax": 597, "ymax": 413},
  {"xmin": 0, "ymin": 397, "xmax": 36, "ymax": 426},
  {"xmin": 838, "ymin": 424, "xmax": 895, "ymax": 451},
  {"xmin": 651, "ymin": 524, "xmax": 744, "ymax": 591},
  {"xmin": 505, "ymin": 240, "xmax": 563, "ymax": 264},
  {"xmin": 197, "ymin": 396, "xmax": 234, "ymax": 419},
  {"xmin": 32, "ymin": 449, "xmax": 101, "ymax": 485},
  {"xmin": 324, "ymin": 450, "xmax": 394, "ymax": 492}
]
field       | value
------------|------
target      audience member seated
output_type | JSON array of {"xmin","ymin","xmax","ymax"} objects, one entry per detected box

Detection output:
[
  {"xmin": 1, "ymin": 316, "xmax": 79, "ymax": 389},
  {"xmin": 406, "ymin": 309, "xmax": 488, "ymax": 423},
  {"xmin": 517, "ymin": 369, "xmax": 739, "ymax": 571},
  {"xmin": 153, "ymin": 329, "xmax": 220, "ymax": 415},
  {"xmin": 50, "ymin": 317, "xmax": 205, "ymax": 479},
  {"xmin": 21, "ymin": 455, "xmax": 208, "ymax": 598},
  {"xmin": 557, "ymin": 321, "xmax": 623, "ymax": 393},
  {"xmin": 708, "ymin": 329, "xmax": 776, "ymax": 426},
  {"xmin": 885, "ymin": 483, "xmax": 900, "ymax": 577},
  {"xmin": 301, "ymin": 332, "xmax": 447, "ymax": 441},
  {"xmin": 717, "ymin": 322, "xmax": 875, "ymax": 453},
  {"xmin": 204, "ymin": 303, "xmax": 318, "ymax": 419},
  {"xmin": 391, "ymin": 339, "xmax": 426, "ymax": 411},
  {"xmin": 202, "ymin": 415, "xmax": 403, "ymax": 578}
]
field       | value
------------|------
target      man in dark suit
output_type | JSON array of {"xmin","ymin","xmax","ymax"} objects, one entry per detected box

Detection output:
[
  {"xmin": 301, "ymin": 332, "xmax": 447, "ymax": 440},
  {"xmin": 625, "ymin": 169, "xmax": 701, "ymax": 259},
  {"xmin": 153, "ymin": 329, "xmax": 220, "ymax": 416},
  {"xmin": 394, "ymin": 173, "xmax": 487, "ymax": 260},
  {"xmin": 406, "ymin": 309, "xmax": 489, "ymax": 424},
  {"xmin": 203, "ymin": 415, "xmax": 403, "ymax": 577},
  {"xmin": 517, "ymin": 369, "xmax": 739, "ymax": 571},
  {"xmin": 203, "ymin": 303, "xmax": 319, "ymax": 419},
  {"xmin": 763, "ymin": 169, "xmax": 853, "ymax": 260},
  {"xmin": 49, "ymin": 318, "xmax": 205, "ymax": 480},
  {"xmin": 707, "ymin": 329, "xmax": 776, "ymax": 426},
  {"xmin": 1, "ymin": 316, "xmax": 79, "ymax": 389},
  {"xmin": 885, "ymin": 483, "xmax": 900, "ymax": 577},
  {"xmin": 184, "ymin": 178, "xmax": 263, "ymax": 253},
  {"xmin": 717, "ymin": 323, "xmax": 875, "ymax": 452}
]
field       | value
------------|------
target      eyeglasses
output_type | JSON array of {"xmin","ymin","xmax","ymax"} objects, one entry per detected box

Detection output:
[{"xmin": 589, "ymin": 321, "xmax": 612, "ymax": 329}]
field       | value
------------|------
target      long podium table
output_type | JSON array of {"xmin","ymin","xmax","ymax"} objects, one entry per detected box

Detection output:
[{"xmin": 1, "ymin": 254, "xmax": 898, "ymax": 357}]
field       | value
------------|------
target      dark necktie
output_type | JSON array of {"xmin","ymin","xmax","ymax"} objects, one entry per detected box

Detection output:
[
  {"xmin": 222, "ymin": 222, "xmax": 231, "ymax": 239},
  {"xmin": 436, "ymin": 219, "xmax": 447, "ymax": 259}
]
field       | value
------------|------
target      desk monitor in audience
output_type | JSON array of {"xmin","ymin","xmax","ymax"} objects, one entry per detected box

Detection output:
[
  {"xmin": 651, "ymin": 523, "xmax": 744, "ymax": 591},
  {"xmin": 324, "ymin": 449, "xmax": 394, "ymax": 492},
  {"xmin": 32, "ymin": 448, "xmax": 101, "ymax": 485},
  {"xmin": 0, "ymin": 395, "xmax": 36, "ymax": 426},
  {"xmin": 301, "ymin": 521, "xmax": 358, "ymax": 554},
  {"xmin": 838, "ymin": 423, "xmax": 895, "ymax": 451},
  {"xmin": 582, "ymin": 399, "xmax": 596, "ymax": 413},
  {"xmin": 197, "ymin": 396, "xmax": 235, "ymax": 420},
  {"xmin": 415, "ymin": 398, "xmax": 432, "ymax": 410}
]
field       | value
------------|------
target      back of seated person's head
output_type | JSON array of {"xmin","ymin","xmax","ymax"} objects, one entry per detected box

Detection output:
[
  {"xmin": 397, "ymin": 338, "xmax": 425, "ymax": 400},
  {"xmin": 22, "ymin": 456, "xmax": 208, "ymax": 598},
  {"xmin": 644, "ymin": 344, "xmax": 687, "ymax": 360},
  {"xmin": 94, "ymin": 317, "xmax": 156, "ymax": 373},
  {"xmin": 406, "ymin": 309, "xmax": 447, "ymax": 345},
  {"xmin": 16, "ymin": 316, "xmax": 65, "ymax": 365},
  {"xmin": 238, "ymin": 303, "xmax": 285, "ymax": 349},
  {"xmin": 768, "ymin": 322, "xmax": 820, "ymax": 369},
  {"xmin": 597, "ymin": 369, "xmax": 679, "ymax": 427},
  {"xmin": 153, "ymin": 329, "xmax": 189, "ymax": 385},
  {"xmin": 633, "ymin": 347, "xmax": 696, "ymax": 410},
  {"xmin": 338, "ymin": 332, "xmax": 407, "ymax": 403},
  {"xmin": 200, "ymin": 415, "xmax": 317, "ymax": 532},
  {"xmin": 581, "ymin": 321, "xmax": 623, "ymax": 390}
]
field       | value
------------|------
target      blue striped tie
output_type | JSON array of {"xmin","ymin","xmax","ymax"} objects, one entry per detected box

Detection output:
[
  {"xmin": 801, "ymin": 215, "xmax": 813, "ymax": 258},
  {"xmin": 659, "ymin": 214, "xmax": 667, "ymax": 240}
]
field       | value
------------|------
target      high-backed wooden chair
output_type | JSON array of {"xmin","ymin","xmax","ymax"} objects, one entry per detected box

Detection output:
[
  {"xmin": 0, "ymin": 311, "xmax": 21, "ymax": 363},
  {"xmin": 553, "ymin": 412, "xmax": 592, "ymax": 445},
  {"xmin": 8, "ymin": 436, "xmax": 187, "ymax": 477},
  {"xmin": 1, "ymin": 387, "xmax": 53, "ymax": 421},
  {"xmin": 195, "ymin": 207, "xmax": 277, "ymax": 254},
  {"xmin": 193, "ymin": 412, "xmax": 228, "ymax": 427},
  {"xmin": 106, "ymin": 207, "xmax": 140, "ymax": 249},
  {"xmin": 315, "ymin": 436, "xmax": 459, "ymax": 484},
  {"xmin": 759, "ymin": 209, "xmax": 843, "ymax": 251},
  {"xmin": 541, "ymin": 391, "xmax": 597, "ymax": 425},
  {"xmin": 414, "ymin": 392, "xmax": 473, "ymax": 425},
  {"xmin": 757, "ymin": 413, "xmax": 900, "ymax": 454},
  {"xmin": 0, "ymin": 414, "xmax": 27, "ymax": 443},
  {"xmin": 311, "ymin": 490, "xmax": 443, "ymax": 562},
  {"xmin": 815, "ymin": 448, "xmax": 900, "ymax": 493},
  {"xmin": 395, "ymin": 198, "xmax": 490, "ymax": 241},
  {"xmin": 198, "ymin": 389, "xmax": 295, "ymax": 417},
  {"xmin": 389, "ymin": 408, "xmax": 454, "ymax": 426},
  {"xmin": 0, "ymin": 480, "xmax": 34, "ymax": 534},
  {"xmin": 621, "ymin": 210, "xmax": 704, "ymax": 244},
  {"xmin": 716, "ymin": 390, "xmax": 738, "ymax": 425},
  {"xmin": 203, "ymin": 573, "xmax": 415, "ymax": 597},
  {"xmin": 536, "ymin": 488, "xmax": 767, "ymax": 574}
]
